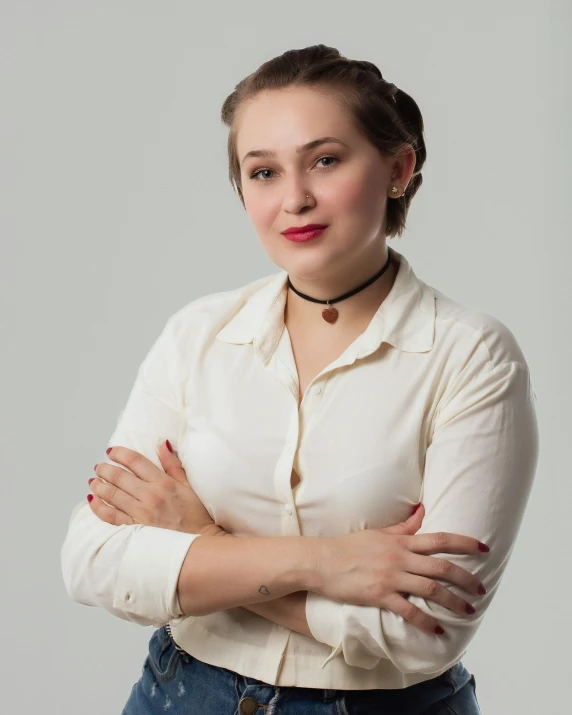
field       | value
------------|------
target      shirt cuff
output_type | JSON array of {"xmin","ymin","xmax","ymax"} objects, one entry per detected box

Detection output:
[
  {"xmin": 113, "ymin": 526, "xmax": 201, "ymax": 623},
  {"xmin": 306, "ymin": 591, "xmax": 344, "ymax": 668}
]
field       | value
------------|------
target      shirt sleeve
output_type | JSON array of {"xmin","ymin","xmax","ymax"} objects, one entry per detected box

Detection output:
[
  {"xmin": 60, "ymin": 313, "xmax": 202, "ymax": 626},
  {"xmin": 305, "ymin": 355, "xmax": 539, "ymax": 673}
]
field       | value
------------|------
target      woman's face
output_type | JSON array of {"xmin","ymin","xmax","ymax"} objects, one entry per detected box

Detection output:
[{"xmin": 235, "ymin": 86, "xmax": 403, "ymax": 287}]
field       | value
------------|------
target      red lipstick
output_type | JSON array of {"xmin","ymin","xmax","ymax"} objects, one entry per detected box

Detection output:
[{"xmin": 281, "ymin": 223, "xmax": 328, "ymax": 242}]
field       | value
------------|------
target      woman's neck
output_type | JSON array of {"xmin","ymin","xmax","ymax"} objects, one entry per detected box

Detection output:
[{"xmin": 284, "ymin": 250, "xmax": 399, "ymax": 338}]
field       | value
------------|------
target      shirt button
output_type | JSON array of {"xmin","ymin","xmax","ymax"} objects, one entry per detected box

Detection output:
[
  {"xmin": 283, "ymin": 504, "xmax": 293, "ymax": 514},
  {"xmin": 313, "ymin": 385, "xmax": 322, "ymax": 395}
]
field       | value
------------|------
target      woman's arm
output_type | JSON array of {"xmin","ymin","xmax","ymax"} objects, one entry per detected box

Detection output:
[
  {"xmin": 62, "ymin": 498, "xmax": 320, "ymax": 626},
  {"xmin": 62, "ymin": 312, "xmax": 206, "ymax": 626},
  {"xmin": 175, "ymin": 532, "xmax": 319, "ymax": 619},
  {"xmin": 61, "ymin": 499, "xmax": 200, "ymax": 626},
  {"xmin": 61, "ymin": 310, "xmax": 325, "ymax": 628},
  {"xmin": 304, "ymin": 356, "xmax": 539, "ymax": 673},
  {"xmin": 242, "ymin": 591, "xmax": 313, "ymax": 638}
]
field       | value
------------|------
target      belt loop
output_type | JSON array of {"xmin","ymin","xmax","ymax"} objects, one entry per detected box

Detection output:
[{"xmin": 323, "ymin": 688, "xmax": 337, "ymax": 702}]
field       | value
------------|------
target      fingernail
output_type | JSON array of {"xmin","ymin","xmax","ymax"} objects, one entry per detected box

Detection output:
[
  {"xmin": 478, "ymin": 542, "xmax": 490, "ymax": 552},
  {"xmin": 166, "ymin": 439, "xmax": 173, "ymax": 453},
  {"xmin": 465, "ymin": 603, "xmax": 476, "ymax": 614},
  {"xmin": 435, "ymin": 626, "xmax": 445, "ymax": 635},
  {"xmin": 87, "ymin": 494, "xmax": 93, "ymax": 503},
  {"xmin": 478, "ymin": 584, "xmax": 487, "ymax": 596},
  {"xmin": 88, "ymin": 478, "xmax": 94, "ymax": 486},
  {"xmin": 106, "ymin": 447, "xmax": 112, "ymax": 455},
  {"xmin": 94, "ymin": 464, "xmax": 98, "ymax": 471},
  {"xmin": 411, "ymin": 502, "xmax": 421, "ymax": 515}
]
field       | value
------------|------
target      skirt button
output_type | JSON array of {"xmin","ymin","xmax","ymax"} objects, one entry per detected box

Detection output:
[{"xmin": 239, "ymin": 696, "xmax": 259, "ymax": 714}]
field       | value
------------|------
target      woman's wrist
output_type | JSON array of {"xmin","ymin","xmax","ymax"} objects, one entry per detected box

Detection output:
[
  {"xmin": 177, "ymin": 532, "xmax": 317, "ymax": 616},
  {"xmin": 185, "ymin": 527, "xmax": 325, "ymax": 592},
  {"xmin": 191, "ymin": 530, "xmax": 316, "ymax": 636},
  {"xmin": 223, "ymin": 532, "xmax": 323, "ymax": 592}
]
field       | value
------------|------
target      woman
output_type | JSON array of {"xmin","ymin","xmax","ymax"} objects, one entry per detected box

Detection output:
[{"xmin": 61, "ymin": 45, "xmax": 539, "ymax": 714}]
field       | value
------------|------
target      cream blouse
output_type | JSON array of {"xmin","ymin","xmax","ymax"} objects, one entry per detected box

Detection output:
[{"xmin": 60, "ymin": 246, "xmax": 539, "ymax": 689}]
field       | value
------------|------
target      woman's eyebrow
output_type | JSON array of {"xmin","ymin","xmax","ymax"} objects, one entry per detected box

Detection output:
[{"xmin": 240, "ymin": 136, "xmax": 349, "ymax": 166}]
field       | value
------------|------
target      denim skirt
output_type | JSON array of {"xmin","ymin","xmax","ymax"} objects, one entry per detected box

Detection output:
[{"xmin": 121, "ymin": 624, "xmax": 482, "ymax": 714}]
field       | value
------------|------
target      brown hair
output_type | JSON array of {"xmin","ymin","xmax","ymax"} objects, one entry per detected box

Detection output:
[{"xmin": 221, "ymin": 44, "xmax": 426, "ymax": 239}]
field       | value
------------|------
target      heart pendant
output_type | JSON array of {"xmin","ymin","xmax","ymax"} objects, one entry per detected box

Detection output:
[{"xmin": 322, "ymin": 306, "xmax": 339, "ymax": 323}]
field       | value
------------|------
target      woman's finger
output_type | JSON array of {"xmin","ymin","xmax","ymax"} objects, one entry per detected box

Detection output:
[
  {"xmin": 87, "ymin": 493, "xmax": 134, "ymax": 526},
  {"xmin": 394, "ymin": 571, "xmax": 477, "ymax": 619},
  {"xmin": 90, "ymin": 473, "xmax": 141, "ymax": 517},
  {"xmin": 106, "ymin": 446, "xmax": 161, "ymax": 483},
  {"xmin": 381, "ymin": 592, "xmax": 446, "ymax": 637},
  {"xmin": 156, "ymin": 439, "xmax": 190, "ymax": 486},
  {"xmin": 379, "ymin": 503, "xmax": 425, "ymax": 535},
  {"xmin": 95, "ymin": 462, "xmax": 144, "ymax": 500},
  {"xmin": 405, "ymin": 551, "xmax": 485, "ymax": 598}
]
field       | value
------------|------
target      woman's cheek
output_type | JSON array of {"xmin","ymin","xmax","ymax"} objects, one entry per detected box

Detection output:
[
  {"xmin": 245, "ymin": 188, "xmax": 279, "ymax": 225},
  {"xmin": 331, "ymin": 176, "xmax": 370, "ymax": 212},
  {"xmin": 244, "ymin": 199, "xmax": 270, "ymax": 233}
]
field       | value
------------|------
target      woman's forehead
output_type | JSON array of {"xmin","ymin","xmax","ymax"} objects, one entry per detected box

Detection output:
[{"xmin": 235, "ymin": 90, "xmax": 358, "ymax": 156}]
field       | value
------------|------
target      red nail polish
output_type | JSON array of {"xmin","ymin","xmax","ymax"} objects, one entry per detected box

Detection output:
[
  {"xmin": 465, "ymin": 603, "xmax": 476, "ymax": 614},
  {"xmin": 411, "ymin": 502, "xmax": 421, "ymax": 515},
  {"xmin": 435, "ymin": 626, "xmax": 445, "ymax": 635},
  {"xmin": 87, "ymin": 494, "xmax": 93, "ymax": 503},
  {"xmin": 478, "ymin": 584, "xmax": 487, "ymax": 596},
  {"xmin": 166, "ymin": 439, "xmax": 173, "ymax": 453},
  {"xmin": 106, "ymin": 447, "xmax": 112, "ymax": 455},
  {"xmin": 478, "ymin": 542, "xmax": 490, "ymax": 552},
  {"xmin": 88, "ymin": 478, "xmax": 94, "ymax": 486}
]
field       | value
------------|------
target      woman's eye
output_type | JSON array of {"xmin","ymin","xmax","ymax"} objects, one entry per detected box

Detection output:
[
  {"xmin": 316, "ymin": 155, "xmax": 338, "ymax": 169},
  {"xmin": 251, "ymin": 168, "xmax": 275, "ymax": 181},
  {"xmin": 249, "ymin": 155, "xmax": 339, "ymax": 182}
]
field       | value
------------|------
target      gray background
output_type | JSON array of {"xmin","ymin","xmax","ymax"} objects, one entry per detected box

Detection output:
[{"xmin": 1, "ymin": 1, "xmax": 569, "ymax": 712}]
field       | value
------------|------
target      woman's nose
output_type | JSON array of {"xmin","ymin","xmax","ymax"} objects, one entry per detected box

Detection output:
[{"xmin": 282, "ymin": 184, "xmax": 313, "ymax": 212}]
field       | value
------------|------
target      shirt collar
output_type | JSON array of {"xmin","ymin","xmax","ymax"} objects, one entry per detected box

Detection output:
[{"xmin": 215, "ymin": 247, "xmax": 435, "ymax": 359}]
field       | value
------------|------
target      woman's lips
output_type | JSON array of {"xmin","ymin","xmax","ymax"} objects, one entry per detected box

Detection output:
[{"xmin": 282, "ymin": 227, "xmax": 327, "ymax": 242}]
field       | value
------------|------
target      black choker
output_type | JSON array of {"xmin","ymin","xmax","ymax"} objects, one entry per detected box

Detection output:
[{"xmin": 286, "ymin": 250, "xmax": 393, "ymax": 324}]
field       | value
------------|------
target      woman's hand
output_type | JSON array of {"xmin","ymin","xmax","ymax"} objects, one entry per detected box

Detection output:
[
  {"xmin": 87, "ymin": 440, "xmax": 226, "ymax": 537},
  {"xmin": 313, "ymin": 504, "xmax": 490, "ymax": 636}
]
